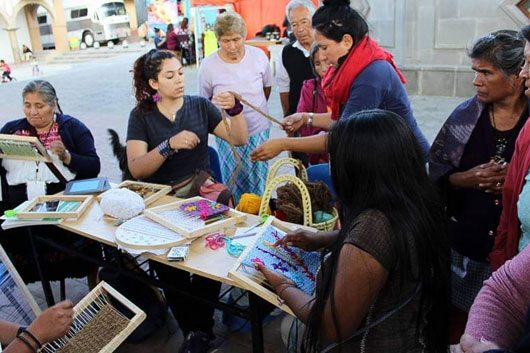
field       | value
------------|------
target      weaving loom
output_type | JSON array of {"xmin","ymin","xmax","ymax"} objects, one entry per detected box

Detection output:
[
  {"xmin": 40, "ymin": 281, "xmax": 145, "ymax": 353},
  {"xmin": 0, "ymin": 245, "xmax": 41, "ymax": 326},
  {"xmin": 0, "ymin": 134, "xmax": 51, "ymax": 162},
  {"xmin": 229, "ymin": 216, "xmax": 319, "ymax": 315}
]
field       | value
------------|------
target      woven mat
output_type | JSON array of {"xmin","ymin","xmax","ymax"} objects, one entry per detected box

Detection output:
[{"xmin": 55, "ymin": 304, "xmax": 129, "ymax": 353}]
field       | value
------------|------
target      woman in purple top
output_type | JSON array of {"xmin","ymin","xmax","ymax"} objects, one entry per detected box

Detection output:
[{"xmin": 452, "ymin": 244, "xmax": 530, "ymax": 353}]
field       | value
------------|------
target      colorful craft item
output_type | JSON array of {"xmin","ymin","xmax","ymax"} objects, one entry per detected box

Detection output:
[
  {"xmin": 251, "ymin": 258, "xmax": 265, "ymax": 266},
  {"xmin": 204, "ymin": 233, "xmax": 247, "ymax": 257},
  {"xmin": 313, "ymin": 211, "xmax": 333, "ymax": 223},
  {"xmin": 180, "ymin": 199, "xmax": 229, "ymax": 220},
  {"xmin": 205, "ymin": 233, "xmax": 225, "ymax": 250},
  {"xmin": 242, "ymin": 225, "xmax": 321, "ymax": 294},
  {"xmin": 235, "ymin": 193, "xmax": 262, "ymax": 215},
  {"xmin": 223, "ymin": 237, "xmax": 246, "ymax": 257}
]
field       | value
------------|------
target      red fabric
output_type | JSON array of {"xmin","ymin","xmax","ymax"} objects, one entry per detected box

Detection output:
[
  {"xmin": 166, "ymin": 30, "xmax": 179, "ymax": 50},
  {"xmin": 15, "ymin": 122, "xmax": 61, "ymax": 149},
  {"xmin": 191, "ymin": 0, "xmax": 318, "ymax": 40},
  {"xmin": 296, "ymin": 77, "xmax": 328, "ymax": 165},
  {"xmin": 322, "ymin": 36, "xmax": 406, "ymax": 120},
  {"xmin": 491, "ymin": 118, "xmax": 530, "ymax": 271}
]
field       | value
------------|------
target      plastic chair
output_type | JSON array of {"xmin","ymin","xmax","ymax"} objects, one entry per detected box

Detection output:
[
  {"xmin": 208, "ymin": 146, "xmax": 223, "ymax": 183},
  {"xmin": 307, "ymin": 163, "xmax": 336, "ymax": 202}
]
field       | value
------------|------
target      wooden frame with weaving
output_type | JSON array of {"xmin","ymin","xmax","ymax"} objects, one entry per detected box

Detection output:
[
  {"xmin": 0, "ymin": 134, "xmax": 51, "ymax": 162},
  {"xmin": 0, "ymin": 244, "xmax": 41, "ymax": 326},
  {"xmin": 40, "ymin": 281, "xmax": 146, "ymax": 353}
]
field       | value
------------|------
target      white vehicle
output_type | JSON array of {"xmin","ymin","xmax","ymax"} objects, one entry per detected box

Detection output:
[{"xmin": 37, "ymin": 0, "xmax": 130, "ymax": 48}]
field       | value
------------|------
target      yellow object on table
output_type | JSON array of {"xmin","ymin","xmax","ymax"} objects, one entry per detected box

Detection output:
[{"xmin": 236, "ymin": 193, "xmax": 262, "ymax": 215}]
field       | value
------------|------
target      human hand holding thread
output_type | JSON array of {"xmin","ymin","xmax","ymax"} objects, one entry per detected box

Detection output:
[
  {"xmin": 28, "ymin": 300, "xmax": 74, "ymax": 344},
  {"xmin": 283, "ymin": 113, "xmax": 307, "ymax": 134},
  {"xmin": 274, "ymin": 229, "xmax": 325, "ymax": 252},
  {"xmin": 169, "ymin": 130, "xmax": 200, "ymax": 150},
  {"xmin": 212, "ymin": 91, "xmax": 236, "ymax": 110},
  {"xmin": 254, "ymin": 263, "xmax": 296, "ymax": 296}
]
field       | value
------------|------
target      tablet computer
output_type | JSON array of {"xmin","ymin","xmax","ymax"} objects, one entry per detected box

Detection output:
[{"xmin": 64, "ymin": 177, "xmax": 111, "ymax": 195}]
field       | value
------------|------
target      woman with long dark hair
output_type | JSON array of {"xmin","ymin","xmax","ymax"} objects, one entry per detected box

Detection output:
[
  {"xmin": 257, "ymin": 110, "xmax": 450, "ymax": 352},
  {"xmin": 127, "ymin": 49, "xmax": 247, "ymax": 352},
  {"xmin": 251, "ymin": 0, "xmax": 429, "ymax": 162}
]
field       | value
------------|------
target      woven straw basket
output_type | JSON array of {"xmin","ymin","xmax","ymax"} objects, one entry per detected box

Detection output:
[
  {"xmin": 259, "ymin": 174, "xmax": 338, "ymax": 232},
  {"xmin": 265, "ymin": 157, "xmax": 308, "ymax": 185}
]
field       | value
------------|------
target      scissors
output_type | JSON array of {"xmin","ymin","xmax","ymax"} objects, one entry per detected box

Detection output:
[{"xmin": 243, "ymin": 214, "xmax": 270, "ymax": 234}]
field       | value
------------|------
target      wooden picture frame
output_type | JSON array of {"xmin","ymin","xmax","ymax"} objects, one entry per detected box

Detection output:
[
  {"xmin": 41, "ymin": 281, "xmax": 146, "ymax": 353},
  {"xmin": 17, "ymin": 195, "xmax": 94, "ymax": 219},
  {"xmin": 98, "ymin": 180, "xmax": 171, "ymax": 206},
  {"xmin": 0, "ymin": 134, "xmax": 51, "ymax": 162},
  {"xmin": 0, "ymin": 244, "xmax": 41, "ymax": 326},
  {"xmin": 228, "ymin": 217, "xmax": 317, "ymax": 315},
  {"xmin": 144, "ymin": 196, "xmax": 247, "ymax": 239}
]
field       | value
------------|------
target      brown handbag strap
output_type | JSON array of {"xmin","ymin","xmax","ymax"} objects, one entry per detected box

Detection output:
[{"xmin": 185, "ymin": 170, "xmax": 212, "ymax": 199}]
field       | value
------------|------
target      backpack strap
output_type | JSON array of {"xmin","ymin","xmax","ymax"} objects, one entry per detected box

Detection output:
[{"xmin": 319, "ymin": 284, "xmax": 421, "ymax": 353}]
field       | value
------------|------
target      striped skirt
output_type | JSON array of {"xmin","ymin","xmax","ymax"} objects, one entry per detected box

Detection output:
[{"xmin": 215, "ymin": 128, "xmax": 270, "ymax": 204}]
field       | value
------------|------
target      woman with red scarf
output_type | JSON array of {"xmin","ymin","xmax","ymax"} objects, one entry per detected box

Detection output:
[{"xmin": 251, "ymin": 0, "xmax": 429, "ymax": 162}]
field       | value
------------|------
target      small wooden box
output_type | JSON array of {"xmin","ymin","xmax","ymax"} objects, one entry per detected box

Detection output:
[
  {"xmin": 17, "ymin": 195, "xmax": 94, "ymax": 219},
  {"xmin": 144, "ymin": 196, "xmax": 247, "ymax": 239},
  {"xmin": 0, "ymin": 134, "xmax": 51, "ymax": 162},
  {"xmin": 98, "ymin": 180, "xmax": 171, "ymax": 206}
]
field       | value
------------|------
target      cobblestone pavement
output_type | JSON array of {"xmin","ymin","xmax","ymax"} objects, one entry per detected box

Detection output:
[{"xmin": 0, "ymin": 51, "xmax": 466, "ymax": 352}]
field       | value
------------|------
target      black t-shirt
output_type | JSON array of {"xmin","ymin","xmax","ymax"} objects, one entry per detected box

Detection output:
[
  {"xmin": 449, "ymin": 105, "xmax": 529, "ymax": 260},
  {"xmin": 126, "ymin": 95, "xmax": 222, "ymax": 185}
]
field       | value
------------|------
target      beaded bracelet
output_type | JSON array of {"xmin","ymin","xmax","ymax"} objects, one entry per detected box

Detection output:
[
  {"xmin": 225, "ymin": 98, "xmax": 244, "ymax": 117},
  {"xmin": 16, "ymin": 334, "xmax": 37, "ymax": 353},
  {"xmin": 157, "ymin": 138, "xmax": 176, "ymax": 158}
]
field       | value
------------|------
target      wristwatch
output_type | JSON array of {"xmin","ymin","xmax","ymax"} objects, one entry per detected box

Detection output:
[{"xmin": 306, "ymin": 113, "xmax": 314, "ymax": 127}]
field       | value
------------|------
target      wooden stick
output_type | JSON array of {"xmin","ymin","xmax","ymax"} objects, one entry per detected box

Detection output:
[
  {"xmin": 228, "ymin": 91, "xmax": 284, "ymax": 126},
  {"xmin": 221, "ymin": 109, "xmax": 242, "ymax": 190}
]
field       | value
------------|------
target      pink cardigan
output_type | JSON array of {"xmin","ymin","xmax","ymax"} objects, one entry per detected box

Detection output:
[
  {"xmin": 491, "ymin": 119, "xmax": 530, "ymax": 271},
  {"xmin": 466, "ymin": 244, "xmax": 530, "ymax": 348}
]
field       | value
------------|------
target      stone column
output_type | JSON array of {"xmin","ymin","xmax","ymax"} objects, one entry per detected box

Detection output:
[
  {"xmin": 51, "ymin": 0, "xmax": 69, "ymax": 53},
  {"xmin": 124, "ymin": 0, "xmax": 138, "ymax": 34},
  {"xmin": 25, "ymin": 5, "xmax": 43, "ymax": 52},
  {"xmin": 4, "ymin": 27, "xmax": 21, "ymax": 63}
]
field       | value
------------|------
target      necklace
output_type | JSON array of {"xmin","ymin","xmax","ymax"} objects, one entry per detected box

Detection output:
[
  {"xmin": 37, "ymin": 120, "xmax": 55, "ymax": 148},
  {"xmin": 490, "ymin": 104, "xmax": 511, "ymax": 164}
]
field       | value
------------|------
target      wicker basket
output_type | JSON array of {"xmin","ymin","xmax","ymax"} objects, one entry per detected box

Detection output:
[
  {"xmin": 259, "ymin": 174, "xmax": 338, "ymax": 231},
  {"xmin": 265, "ymin": 157, "xmax": 308, "ymax": 186}
]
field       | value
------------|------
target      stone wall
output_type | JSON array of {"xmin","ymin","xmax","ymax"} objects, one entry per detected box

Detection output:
[{"xmin": 360, "ymin": 0, "xmax": 528, "ymax": 96}]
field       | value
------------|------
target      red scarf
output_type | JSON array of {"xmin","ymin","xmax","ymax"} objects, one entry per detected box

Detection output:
[{"xmin": 323, "ymin": 36, "xmax": 407, "ymax": 120}]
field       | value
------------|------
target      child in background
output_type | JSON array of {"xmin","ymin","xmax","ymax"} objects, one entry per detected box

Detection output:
[{"xmin": 294, "ymin": 44, "xmax": 330, "ymax": 165}]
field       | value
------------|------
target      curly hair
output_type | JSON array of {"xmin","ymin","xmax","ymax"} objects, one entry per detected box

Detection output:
[{"xmin": 132, "ymin": 49, "xmax": 177, "ymax": 111}]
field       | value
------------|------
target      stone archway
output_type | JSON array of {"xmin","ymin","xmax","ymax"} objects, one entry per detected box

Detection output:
[
  {"xmin": 11, "ymin": 0, "xmax": 56, "ymax": 26},
  {"xmin": 9, "ymin": 0, "xmax": 69, "ymax": 61}
]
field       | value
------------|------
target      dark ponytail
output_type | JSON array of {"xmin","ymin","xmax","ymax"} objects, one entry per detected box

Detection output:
[
  {"xmin": 132, "ymin": 49, "xmax": 176, "ymax": 111},
  {"xmin": 313, "ymin": 0, "xmax": 368, "ymax": 45},
  {"xmin": 323, "ymin": 0, "xmax": 350, "ymax": 5}
]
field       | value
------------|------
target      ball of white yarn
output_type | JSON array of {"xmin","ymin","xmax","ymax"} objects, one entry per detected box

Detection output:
[{"xmin": 100, "ymin": 188, "xmax": 145, "ymax": 219}]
